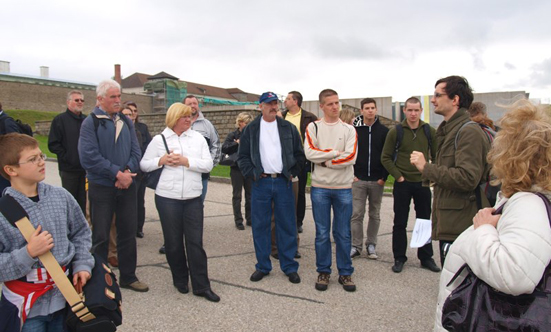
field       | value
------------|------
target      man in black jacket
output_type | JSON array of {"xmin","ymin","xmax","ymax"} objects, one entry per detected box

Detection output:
[
  {"xmin": 350, "ymin": 98, "xmax": 389, "ymax": 259},
  {"xmin": 0, "ymin": 101, "xmax": 22, "ymax": 196},
  {"xmin": 48, "ymin": 90, "xmax": 87, "ymax": 214},
  {"xmin": 282, "ymin": 91, "xmax": 318, "ymax": 233}
]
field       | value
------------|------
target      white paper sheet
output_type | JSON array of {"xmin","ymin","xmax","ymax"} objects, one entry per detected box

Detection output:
[{"xmin": 409, "ymin": 218, "xmax": 432, "ymax": 248}]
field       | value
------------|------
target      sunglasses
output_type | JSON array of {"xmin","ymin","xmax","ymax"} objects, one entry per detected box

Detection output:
[{"xmin": 74, "ymin": 99, "xmax": 85, "ymax": 103}]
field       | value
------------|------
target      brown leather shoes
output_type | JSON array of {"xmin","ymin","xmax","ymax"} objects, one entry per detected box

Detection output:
[{"xmin": 108, "ymin": 256, "xmax": 118, "ymax": 267}]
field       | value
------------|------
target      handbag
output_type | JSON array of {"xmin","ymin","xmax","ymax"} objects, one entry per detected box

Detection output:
[
  {"xmin": 442, "ymin": 192, "xmax": 551, "ymax": 331},
  {"xmin": 0, "ymin": 195, "xmax": 122, "ymax": 332},
  {"xmin": 219, "ymin": 152, "xmax": 238, "ymax": 167},
  {"xmin": 145, "ymin": 134, "xmax": 169, "ymax": 189}
]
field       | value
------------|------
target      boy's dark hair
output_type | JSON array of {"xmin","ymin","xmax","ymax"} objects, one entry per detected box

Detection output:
[
  {"xmin": 288, "ymin": 91, "xmax": 303, "ymax": 107},
  {"xmin": 435, "ymin": 75, "xmax": 474, "ymax": 109},
  {"xmin": 360, "ymin": 98, "xmax": 377, "ymax": 109},
  {"xmin": 0, "ymin": 133, "xmax": 39, "ymax": 180},
  {"xmin": 319, "ymin": 89, "xmax": 338, "ymax": 103}
]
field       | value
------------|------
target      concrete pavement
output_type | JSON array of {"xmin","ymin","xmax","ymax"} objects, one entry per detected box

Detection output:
[{"xmin": 40, "ymin": 160, "xmax": 441, "ymax": 331}]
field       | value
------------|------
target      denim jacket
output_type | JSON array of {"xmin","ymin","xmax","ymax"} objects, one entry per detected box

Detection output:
[{"xmin": 237, "ymin": 115, "xmax": 305, "ymax": 181}]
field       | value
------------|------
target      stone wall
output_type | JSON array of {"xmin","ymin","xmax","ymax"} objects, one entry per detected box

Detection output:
[
  {"xmin": 35, "ymin": 108, "xmax": 262, "ymax": 140},
  {"xmin": 140, "ymin": 109, "xmax": 261, "ymax": 139},
  {"xmin": 0, "ymin": 81, "xmax": 153, "ymax": 113}
]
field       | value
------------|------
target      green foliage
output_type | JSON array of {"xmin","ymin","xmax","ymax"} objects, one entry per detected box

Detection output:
[
  {"xmin": 34, "ymin": 135, "xmax": 55, "ymax": 159},
  {"xmin": 4, "ymin": 110, "xmax": 60, "ymax": 131}
]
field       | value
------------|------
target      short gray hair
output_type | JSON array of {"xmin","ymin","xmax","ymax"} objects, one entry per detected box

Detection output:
[
  {"xmin": 96, "ymin": 79, "xmax": 121, "ymax": 97},
  {"xmin": 67, "ymin": 90, "xmax": 83, "ymax": 101}
]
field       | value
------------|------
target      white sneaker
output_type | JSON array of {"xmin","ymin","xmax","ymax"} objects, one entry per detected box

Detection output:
[
  {"xmin": 367, "ymin": 244, "xmax": 378, "ymax": 260},
  {"xmin": 350, "ymin": 247, "xmax": 360, "ymax": 258}
]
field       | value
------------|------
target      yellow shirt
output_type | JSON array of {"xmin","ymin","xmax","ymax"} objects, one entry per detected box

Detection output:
[{"xmin": 285, "ymin": 109, "xmax": 302, "ymax": 136}]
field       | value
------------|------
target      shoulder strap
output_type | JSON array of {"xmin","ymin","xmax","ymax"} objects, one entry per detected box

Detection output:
[
  {"xmin": 535, "ymin": 193, "xmax": 551, "ymax": 223},
  {"xmin": 454, "ymin": 120, "xmax": 475, "ymax": 150},
  {"xmin": 91, "ymin": 112, "xmax": 99, "ymax": 130},
  {"xmin": 422, "ymin": 124, "xmax": 432, "ymax": 160},
  {"xmin": 161, "ymin": 134, "xmax": 169, "ymax": 153},
  {"xmin": 0, "ymin": 195, "xmax": 97, "ymax": 323},
  {"xmin": 393, "ymin": 124, "xmax": 403, "ymax": 163}
]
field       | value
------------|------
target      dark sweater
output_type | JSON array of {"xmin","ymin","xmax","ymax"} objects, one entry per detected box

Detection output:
[
  {"xmin": 381, "ymin": 119, "xmax": 436, "ymax": 183},
  {"xmin": 353, "ymin": 115, "xmax": 389, "ymax": 181},
  {"xmin": 48, "ymin": 109, "xmax": 86, "ymax": 173}
]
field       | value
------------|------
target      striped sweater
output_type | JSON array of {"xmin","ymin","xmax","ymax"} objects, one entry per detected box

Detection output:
[{"xmin": 304, "ymin": 118, "xmax": 358, "ymax": 189}]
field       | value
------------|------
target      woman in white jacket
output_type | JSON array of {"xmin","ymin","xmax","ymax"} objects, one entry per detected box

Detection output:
[
  {"xmin": 140, "ymin": 102, "xmax": 220, "ymax": 302},
  {"xmin": 434, "ymin": 99, "xmax": 551, "ymax": 330}
]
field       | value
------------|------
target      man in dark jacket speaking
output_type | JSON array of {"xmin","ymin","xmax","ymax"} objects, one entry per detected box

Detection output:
[{"xmin": 238, "ymin": 91, "xmax": 305, "ymax": 285}]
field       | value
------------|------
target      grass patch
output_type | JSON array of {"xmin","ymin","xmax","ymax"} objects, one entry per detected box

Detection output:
[
  {"xmin": 5, "ymin": 110, "xmax": 60, "ymax": 131},
  {"xmin": 210, "ymin": 167, "xmax": 395, "ymax": 190},
  {"xmin": 34, "ymin": 135, "xmax": 56, "ymax": 159},
  {"xmin": 211, "ymin": 165, "xmax": 230, "ymax": 177}
]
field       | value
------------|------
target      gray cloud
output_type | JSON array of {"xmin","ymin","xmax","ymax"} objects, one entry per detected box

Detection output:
[
  {"xmin": 504, "ymin": 62, "xmax": 516, "ymax": 70},
  {"xmin": 529, "ymin": 58, "xmax": 551, "ymax": 86}
]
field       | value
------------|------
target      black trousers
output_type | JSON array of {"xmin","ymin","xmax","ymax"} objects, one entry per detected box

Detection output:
[
  {"xmin": 60, "ymin": 170, "xmax": 87, "ymax": 215},
  {"xmin": 230, "ymin": 167, "xmax": 251, "ymax": 225},
  {"xmin": 392, "ymin": 181, "xmax": 434, "ymax": 263},
  {"xmin": 88, "ymin": 182, "xmax": 138, "ymax": 284},
  {"xmin": 136, "ymin": 174, "xmax": 147, "ymax": 233},
  {"xmin": 296, "ymin": 165, "xmax": 309, "ymax": 227},
  {"xmin": 155, "ymin": 195, "xmax": 211, "ymax": 293}
]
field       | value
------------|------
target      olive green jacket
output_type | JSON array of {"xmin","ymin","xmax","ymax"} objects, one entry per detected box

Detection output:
[
  {"xmin": 381, "ymin": 119, "xmax": 437, "ymax": 183},
  {"xmin": 422, "ymin": 109, "xmax": 491, "ymax": 241}
]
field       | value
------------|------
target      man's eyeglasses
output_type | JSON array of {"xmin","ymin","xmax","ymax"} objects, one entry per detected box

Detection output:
[
  {"xmin": 433, "ymin": 92, "xmax": 446, "ymax": 98},
  {"xmin": 18, "ymin": 153, "xmax": 47, "ymax": 165},
  {"xmin": 74, "ymin": 99, "xmax": 85, "ymax": 103}
]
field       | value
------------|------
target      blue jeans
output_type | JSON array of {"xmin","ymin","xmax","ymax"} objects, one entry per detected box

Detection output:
[
  {"xmin": 21, "ymin": 310, "xmax": 65, "ymax": 332},
  {"xmin": 155, "ymin": 195, "xmax": 211, "ymax": 293},
  {"xmin": 311, "ymin": 187, "xmax": 354, "ymax": 276},
  {"xmin": 88, "ymin": 182, "xmax": 138, "ymax": 285},
  {"xmin": 251, "ymin": 176, "xmax": 298, "ymax": 274}
]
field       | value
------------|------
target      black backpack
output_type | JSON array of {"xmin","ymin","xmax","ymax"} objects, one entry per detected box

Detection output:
[
  {"xmin": 392, "ymin": 123, "xmax": 431, "ymax": 163},
  {"xmin": 0, "ymin": 114, "xmax": 33, "ymax": 136}
]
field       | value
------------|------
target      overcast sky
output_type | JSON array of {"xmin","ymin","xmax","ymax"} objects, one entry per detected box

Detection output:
[{"xmin": 2, "ymin": 0, "xmax": 551, "ymax": 103}]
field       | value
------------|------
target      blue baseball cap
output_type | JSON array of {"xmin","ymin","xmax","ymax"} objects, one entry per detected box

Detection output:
[{"xmin": 259, "ymin": 92, "xmax": 278, "ymax": 104}]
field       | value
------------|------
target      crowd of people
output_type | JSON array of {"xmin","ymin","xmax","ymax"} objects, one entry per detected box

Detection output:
[{"xmin": 1, "ymin": 75, "xmax": 550, "ymax": 331}]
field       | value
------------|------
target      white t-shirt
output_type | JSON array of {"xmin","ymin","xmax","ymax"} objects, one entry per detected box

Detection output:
[{"xmin": 259, "ymin": 118, "xmax": 283, "ymax": 174}]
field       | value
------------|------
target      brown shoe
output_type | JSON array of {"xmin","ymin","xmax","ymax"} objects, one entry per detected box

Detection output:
[
  {"xmin": 121, "ymin": 280, "xmax": 149, "ymax": 292},
  {"xmin": 315, "ymin": 273, "xmax": 330, "ymax": 291},
  {"xmin": 108, "ymin": 256, "xmax": 118, "ymax": 267},
  {"xmin": 338, "ymin": 275, "xmax": 356, "ymax": 292}
]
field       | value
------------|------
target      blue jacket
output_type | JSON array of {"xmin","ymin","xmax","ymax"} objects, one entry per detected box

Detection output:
[
  {"xmin": 78, "ymin": 107, "xmax": 141, "ymax": 187},
  {"xmin": 237, "ymin": 115, "xmax": 305, "ymax": 181}
]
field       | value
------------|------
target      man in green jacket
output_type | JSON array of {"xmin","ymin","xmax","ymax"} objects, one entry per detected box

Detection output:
[
  {"xmin": 411, "ymin": 76, "xmax": 491, "ymax": 266},
  {"xmin": 382, "ymin": 97, "xmax": 440, "ymax": 273}
]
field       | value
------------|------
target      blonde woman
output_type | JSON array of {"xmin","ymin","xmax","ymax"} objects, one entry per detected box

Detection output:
[
  {"xmin": 434, "ymin": 99, "xmax": 551, "ymax": 330},
  {"xmin": 339, "ymin": 108, "xmax": 355, "ymax": 125},
  {"xmin": 140, "ymin": 103, "xmax": 219, "ymax": 302},
  {"xmin": 221, "ymin": 112, "xmax": 253, "ymax": 230}
]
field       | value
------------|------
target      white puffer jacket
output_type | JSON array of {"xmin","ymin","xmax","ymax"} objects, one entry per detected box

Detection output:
[
  {"xmin": 140, "ymin": 127, "xmax": 213, "ymax": 200},
  {"xmin": 434, "ymin": 191, "xmax": 551, "ymax": 331}
]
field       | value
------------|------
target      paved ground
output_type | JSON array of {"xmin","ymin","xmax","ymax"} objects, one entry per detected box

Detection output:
[{"xmin": 41, "ymin": 161, "xmax": 441, "ymax": 331}]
